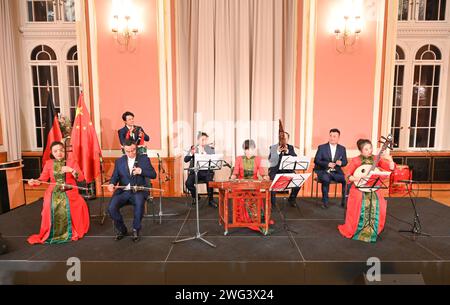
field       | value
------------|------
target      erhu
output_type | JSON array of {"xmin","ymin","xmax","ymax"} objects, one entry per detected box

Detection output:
[{"xmin": 60, "ymin": 136, "xmax": 72, "ymax": 192}]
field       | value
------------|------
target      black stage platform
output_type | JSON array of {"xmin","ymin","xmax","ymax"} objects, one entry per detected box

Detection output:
[{"xmin": 1, "ymin": 196, "xmax": 449, "ymax": 284}]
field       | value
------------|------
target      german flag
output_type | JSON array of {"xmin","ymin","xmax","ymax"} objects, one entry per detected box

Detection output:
[{"xmin": 41, "ymin": 87, "xmax": 62, "ymax": 167}]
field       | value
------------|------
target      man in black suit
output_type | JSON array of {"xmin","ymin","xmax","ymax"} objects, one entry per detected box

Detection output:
[
  {"xmin": 184, "ymin": 132, "xmax": 217, "ymax": 208},
  {"xmin": 268, "ymin": 132, "xmax": 300, "ymax": 207},
  {"xmin": 313, "ymin": 128, "xmax": 348, "ymax": 209},
  {"xmin": 107, "ymin": 140, "xmax": 156, "ymax": 242}
]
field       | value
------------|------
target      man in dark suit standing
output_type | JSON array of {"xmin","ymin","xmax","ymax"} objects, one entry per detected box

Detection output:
[
  {"xmin": 268, "ymin": 132, "xmax": 300, "ymax": 207},
  {"xmin": 118, "ymin": 111, "xmax": 150, "ymax": 153},
  {"xmin": 313, "ymin": 128, "xmax": 348, "ymax": 209},
  {"xmin": 184, "ymin": 132, "xmax": 217, "ymax": 208},
  {"xmin": 107, "ymin": 140, "xmax": 156, "ymax": 242}
]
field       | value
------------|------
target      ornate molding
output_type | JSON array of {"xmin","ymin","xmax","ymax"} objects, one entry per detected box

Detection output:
[
  {"xmin": 19, "ymin": 26, "xmax": 76, "ymax": 39},
  {"xmin": 398, "ymin": 26, "xmax": 450, "ymax": 38}
]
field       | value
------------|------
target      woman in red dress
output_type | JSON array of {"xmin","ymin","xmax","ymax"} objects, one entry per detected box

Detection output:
[
  {"xmin": 27, "ymin": 141, "xmax": 90, "ymax": 244},
  {"xmin": 338, "ymin": 139, "xmax": 395, "ymax": 243},
  {"xmin": 230, "ymin": 139, "xmax": 272, "ymax": 234}
]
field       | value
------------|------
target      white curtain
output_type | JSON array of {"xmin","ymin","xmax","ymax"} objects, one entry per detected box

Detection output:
[
  {"xmin": 0, "ymin": 0, "xmax": 21, "ymax": 161},
  {"xmin": 175, "ymin": 0, "xmax": 297, "ymax": 179}
]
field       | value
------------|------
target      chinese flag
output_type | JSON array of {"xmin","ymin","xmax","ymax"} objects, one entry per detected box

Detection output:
[
  {"xmin": 42, "ymin": 89, "xmax": 63, "ymax": 167},
  {"xmin": 69, "ymin": 93, "xmax": 102, "ymax": 183}
]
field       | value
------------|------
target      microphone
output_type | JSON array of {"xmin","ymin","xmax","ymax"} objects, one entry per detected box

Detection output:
[{"xmin": 157, "ymin": 152, "xmax": 162, "ymax": 171}]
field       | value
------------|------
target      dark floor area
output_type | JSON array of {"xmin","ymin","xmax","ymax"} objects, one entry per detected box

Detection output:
[{"xmin": 1, "ymin": 196, "xmax": 449, "ymax": 284}]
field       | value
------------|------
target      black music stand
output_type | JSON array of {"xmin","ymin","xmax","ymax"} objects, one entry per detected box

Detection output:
[
  {"xmin": 398, "ymin": 179, "xmax": 430, "ymax": 237},
  {"xmin": 270, "ymin": 173, "xmax": 310, "ymax": 236},
  {"xmin": 280, "ymin": 156, "xmax": 310, "ymax": 171},
  {"xmin": 279, "ymin": 156, "xmax": 310, "ymax": 213},
  {"xmin": 173, "ymin": 155, "xmax": 223, "ymax": 248},
  {"xmin": 354, "ymin": 174, "xmax": 389, "ymax": 241}
]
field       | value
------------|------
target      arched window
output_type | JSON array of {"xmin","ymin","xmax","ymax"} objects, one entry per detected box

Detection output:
[
  {"xmin": 410, "ymin": 45, "xmax": 442, "ymax": 148},
  {"xmin": 415, "ymin": 44, "xmax": 442, "ymax": 60},
  {"xmin": 391, "ymin": 46, "xmax": 406, "ymax": 148},
  {"xmin": 66, "ymin": 46, "xmax": 80, "ymax": 121},
  {"xmin": 67, "ymin": 45, "xmax": 78, "ymax": 61},
  {"xmin": 30, "ymin": 45, "xmax": 60, "ymax": 148},
  {"xmin": 396, "ymin": 45, "xmax": 406, "ymax": 61},
  {"xmin": 30, "ymin": 44, "xmax": 57, "ymax": 61}
]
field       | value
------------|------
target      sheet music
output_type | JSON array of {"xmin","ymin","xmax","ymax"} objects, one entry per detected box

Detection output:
[
  {"xmin": 194, "ymin": 153, "xmax": 224, "ymax": 170},
  {"xmin": 367, "ymin": 171, "xmax": 391, "ymax": 177},
  {"xmin": 280, "ymin": 156, "xmax": 310, "ymax": 170},
  {"xmin": 270, "ymin": 173, "xmax": 311, "ymax": 191},
  {"xmin": 356, "ymin": 171, "xmax": 391, "ymax": 191}
]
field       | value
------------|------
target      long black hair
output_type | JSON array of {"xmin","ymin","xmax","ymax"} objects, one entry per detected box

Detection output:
[
  {"xmin": 49, "ymin": 141, "xmax": 64, "ymax": 159},
  {"xmin": 242, "ymin": 139, "xmax": 256, "ymax": 150},
  {"xmin": 356, "ymin": 139, "xmax": 372, "ymax": 151}
]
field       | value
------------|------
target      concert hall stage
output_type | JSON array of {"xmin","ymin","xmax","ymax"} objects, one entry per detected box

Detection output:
[{"xmin": 1, "ymin": 197, "xmax": 449, "ymax": 284}]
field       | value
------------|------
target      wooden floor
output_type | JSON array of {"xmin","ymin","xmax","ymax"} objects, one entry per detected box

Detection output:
[{"xmin": 434, "ymin": 195, "xmax": 450, "ymax": 206}]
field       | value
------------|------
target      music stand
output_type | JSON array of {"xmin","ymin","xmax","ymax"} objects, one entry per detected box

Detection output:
[
  {"xmin": 354, "ymin": 173, "xmax": 390, "ymax": 240},
  {"xmin": 270, "ymin": 173, "xmax": 311, "ymax": 235},
  {"xmin": 280, "ymin": 156, "xmax": 310, "ymax": 171},
  {"xmin": 398, "ymin": 179, "xmax": 430, "ymax": 237},
  {"xmin": 280, "ymin": 156, "xmax": 311, "ymax": 208},
  {"xmin": 173, "ymin": 154, "xmax": 224, "ymax": 248},
  {"xmin": 270, "ymin": 173, "xmax": 310, "ymax": 192}
]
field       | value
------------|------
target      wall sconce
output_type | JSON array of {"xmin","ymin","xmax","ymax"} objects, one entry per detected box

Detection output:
[
  {"xmin": 111, "ymin": 0, "xmax": 139, "ymax": 51},
  {"xmin": 334, "ymin": 15, "xmax": 362, "ymax": 53}
]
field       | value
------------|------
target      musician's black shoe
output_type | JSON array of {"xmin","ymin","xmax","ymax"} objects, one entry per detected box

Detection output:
[
  {"xmin": 321, "ymin": 203, "xmax": 329, "ymax": 209},
  {"xmin": 208, "ymin": 200, "xmax": 218, "ymax": 208},
  {"xmin": 115, "ymin": 230, "xmax": 128, "ymax": 241},
  {"xmin": 131, "ymin": 229, "xmax": 140, "ymax": 243},
  {"xmin": 191, "ymin": 198, "xmax": 197, "ymax": 206},
  {"xmin": 340, "ymin": 201, "xmax": 346, "ymax": 208}
]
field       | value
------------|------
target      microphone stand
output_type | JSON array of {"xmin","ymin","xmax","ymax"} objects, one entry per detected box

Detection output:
[
  {"xmin": 90, "ymin": 154, "xmax": 107, "ymax": 225},
  {"xmin": 398, "ymin": 180, "xmax": 430, "ymax": 237},
  {"xmin": 149, "ymin": 154, "xmax": 179, "ymax": 224},
  {"xmin": 222, "ymin": 160, "xmax": 233, "ymax": 180}
]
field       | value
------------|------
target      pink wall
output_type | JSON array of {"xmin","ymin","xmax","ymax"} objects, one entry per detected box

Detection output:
[
  {"xmin": 0, "ymin": 116, "xmax": 3, "ymax": 145},
  {"xmin": 295, "ymin": 0, "xmax": 303, "ymax": 148},
  {"xmin": 312, "ymin": 0, "xmax": 383, "ymax": 149},
  {"xmin": 93, "ymin": 0, "xmax": 161, "ymax": 150}
]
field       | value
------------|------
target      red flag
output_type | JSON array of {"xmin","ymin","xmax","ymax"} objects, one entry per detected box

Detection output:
[
  {"xmin": 42, "ymin": 90, "xmax": 63, "ymax": 167},
  {"xmin": 69, "ymin": 93, "xmax": 102, "ymax": 183}
]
